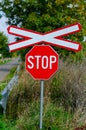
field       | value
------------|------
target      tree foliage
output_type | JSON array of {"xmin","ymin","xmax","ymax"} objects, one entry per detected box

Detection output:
[
  {"xmin": 0, "ymin": 32, "xmax": 11, "ymax": 58},
  {"xmin": 0, "ymin": 0, "xmax": 86, "ymax": 61}
]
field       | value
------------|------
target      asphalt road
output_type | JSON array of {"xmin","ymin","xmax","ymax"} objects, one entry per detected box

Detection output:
[{"xmin": 0, "ymin": 58, "xmax": 20, "ymax": 82}]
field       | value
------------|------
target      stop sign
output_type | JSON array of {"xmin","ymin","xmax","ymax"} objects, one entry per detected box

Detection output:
[{"xmin": 25, "ymin": 45, "xmax": 59, "ymax": 80}]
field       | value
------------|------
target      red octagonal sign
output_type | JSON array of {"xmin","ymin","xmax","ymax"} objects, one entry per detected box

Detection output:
[{"xmin": 25, "ymin": 45, "xmax": 59, "ymax": 80}]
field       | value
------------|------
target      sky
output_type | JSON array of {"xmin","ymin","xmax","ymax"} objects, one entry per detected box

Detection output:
[{"xmin": 0, "ymin": 11, "xmax": 15, "ymax": 43}]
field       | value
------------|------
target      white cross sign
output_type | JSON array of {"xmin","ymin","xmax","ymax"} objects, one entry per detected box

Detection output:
[{"xmin": 7, "ymin": 23, "xmax": 82, "ymax": 52}]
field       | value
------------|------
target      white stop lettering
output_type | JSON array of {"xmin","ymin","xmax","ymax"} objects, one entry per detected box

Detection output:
[{"xmin": 27, "ymin": 55, "xmax": 56, "ymax": 69}]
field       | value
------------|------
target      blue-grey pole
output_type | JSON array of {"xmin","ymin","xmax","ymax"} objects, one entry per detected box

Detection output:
[{"xmin": 40, "ymin": 80, "xmax": 44, "ymax": 129}]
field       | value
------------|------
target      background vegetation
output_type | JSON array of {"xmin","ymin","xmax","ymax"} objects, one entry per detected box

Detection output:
[
  {"xmin": 0, "ymin": 0, "xmax": 86, "ymax": 61},
  {"xmin": 0, "ymin": 32, "xmax": 12, "ymax": 58}
]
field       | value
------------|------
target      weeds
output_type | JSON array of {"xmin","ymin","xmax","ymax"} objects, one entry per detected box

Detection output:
[
  {"xmin": 4, "ymin": 59, "xmax": 86, "ymax": 129},
  {"xmin": 50, "ymin": 59, "xmax": 86, "ymax": 113}
]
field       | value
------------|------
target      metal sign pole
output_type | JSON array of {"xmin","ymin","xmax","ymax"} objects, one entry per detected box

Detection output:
[{"xmin": 40, "ymin": 80, "xmax": 44, "ymax": 129}]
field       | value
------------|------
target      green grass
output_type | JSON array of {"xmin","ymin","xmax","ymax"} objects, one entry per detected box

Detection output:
[
  {"xmin": 0, "ymin": 115, "xmax": 16, "ymax": 130},
  {"xmin": 0, "ymin": 58, "xmax": 17, "ymax": 92},
  {"xmin": 10, "ymin": 102, "xmax": 73, "ymax": 130},
  {"xmin": 0, "ymin": 59, "xmax": 11, "ymax": 65},
  {"xmin": 0, "ymin": 102, "xmax": 73, "ymax": 130},
  {"xmin": 0, "ymin": 67, "xmax": 17, "ymax": 92},
  {"xmin": 0, "ymin": 115, "xmax": 6, "ymax": 130},
  {"xmin": 5, "ymin": 67, "xmax": 17, "ymax": 81},
  {"xmin": 0, "ymin": 66, "xmax": 17, "ymax": 130},
  {"xmin": 0, "ymin": 60, "xmax": 85, "ymax": 130}
]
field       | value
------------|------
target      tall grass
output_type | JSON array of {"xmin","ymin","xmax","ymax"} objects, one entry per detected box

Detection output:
[
  {"xmin": 51, "ymin": 59, "xmax": 86, "ymax": 112},
  {"xmin": 14, "ymin": 102, "xmax": 73, "ymax": 130},
  {"xmin": 5, "ymin": 59, "xmax": 86, "ymax": 129}
]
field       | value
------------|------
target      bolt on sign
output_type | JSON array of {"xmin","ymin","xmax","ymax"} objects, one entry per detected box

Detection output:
[
  {"xmin": 25, "ymin": 45, "xmax": 59, "ymax": 80},
  {"xmin": 7, "ymin": 23, "xmax": 82, "ymax": 81}
]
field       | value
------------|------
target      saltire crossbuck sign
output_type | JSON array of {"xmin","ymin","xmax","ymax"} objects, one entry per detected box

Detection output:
[{"xmin": 7, "ymin": 23, "xmax": 82, "ymax": 52}]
